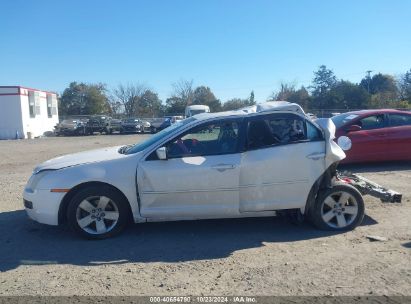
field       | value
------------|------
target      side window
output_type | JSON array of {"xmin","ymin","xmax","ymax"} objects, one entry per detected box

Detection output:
[
  {"xmin": 166, "ymin": 120, "xmax": 239, "ymax": 158},
  {"xmin": 358, "ymin": 115, "xmax": 386, "ymax": 130},
  {"xmin": 47, "ymin": 95, "xmax": 52, "ymax": 118},
  {"xmin": 28, "ymin": 91, "xmax": 36, "ymax": 118},
  {"xmin": 306, "ymin": 121, "xmax": 323, "ymax": 140},
  {"xmin": 247, "ymin": 114, "xmax": 306, "ymax": 150},
  {"xmin": 389, "ymin": 114, "xmax": 411, "ymax": 127}
]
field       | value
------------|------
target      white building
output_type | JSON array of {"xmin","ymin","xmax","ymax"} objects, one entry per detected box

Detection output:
[{"xmin": 0, "ymin": 86, "xmax": 59, "ymax": 139}]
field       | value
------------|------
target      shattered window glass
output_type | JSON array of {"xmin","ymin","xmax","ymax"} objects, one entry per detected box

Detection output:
[{"xmin": 247, "ymin": 114, "xmax": 309, "ymax": 150}]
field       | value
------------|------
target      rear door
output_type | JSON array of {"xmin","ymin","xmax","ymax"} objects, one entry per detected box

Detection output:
[
  {"xmin": 345, "ymin": 114, "xmax": 388, "ymax": 162},
  {"xmin": 137, "ymin": 118, "xmax": 243, "ymax": 219},
  {"xmin": 385, "ymin": 113, "xmax": 411, "ymax": 161},
  {"xmin": 239, "ymin": 113, "xmax": 326, "ymax": 212}
]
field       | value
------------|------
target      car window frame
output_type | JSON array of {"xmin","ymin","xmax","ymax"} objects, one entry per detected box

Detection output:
[
  {"xmin": 244, "ymin": 113, "xmax": 324, "ymax": 152},
  {"xmin": 388, "ymin": 113, "xmax": 411, "ymax": 128},
  {"xmin": 354, "ymin": 114, "xmax": 388, "ymax": 131},
  {"xmin": 146, "ymin": 117, "xmax": 246, "ymax": 161}
]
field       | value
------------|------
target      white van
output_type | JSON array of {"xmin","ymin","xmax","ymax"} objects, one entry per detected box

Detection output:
[{"xmin": 185, "ymin": 105, "xmax": 210, "ymax": 117}]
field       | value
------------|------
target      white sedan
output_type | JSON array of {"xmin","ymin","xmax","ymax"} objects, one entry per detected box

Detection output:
[{"xmin": 23, "ymin": 102, "xmax": 364, "ymax": 239}]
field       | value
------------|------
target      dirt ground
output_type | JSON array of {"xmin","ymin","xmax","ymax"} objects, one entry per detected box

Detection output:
[{"xmin": 0, "ymin": 134, "xmax": 410, "ymax": 296}]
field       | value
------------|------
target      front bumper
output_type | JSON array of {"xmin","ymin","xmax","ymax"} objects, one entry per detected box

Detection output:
[
  {"xmin": 122, "ymin": 125, "xmax": 141, "ymax": 132},
  {"xmin": 23, "ymin": 188, "xmax": 65, "ymax": 225}
]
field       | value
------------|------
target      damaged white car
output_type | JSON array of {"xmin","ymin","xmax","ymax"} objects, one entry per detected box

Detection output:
[{"xmin": 24, "ymin": 102, "xmax": 366, "ymax": 239}]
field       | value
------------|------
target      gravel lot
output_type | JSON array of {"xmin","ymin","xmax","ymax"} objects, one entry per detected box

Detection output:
[{"xmin": 0, "ymin": 134, "xmax": 410, "ymax": 296}]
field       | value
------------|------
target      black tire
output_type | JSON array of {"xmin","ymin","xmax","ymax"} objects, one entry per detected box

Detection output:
[
  {"xmin": 67, "ymin": 185, "xmax": 131, "ymax": 239},
  {"xmin": 310, "ymin": 183, "xmax": 364, "ymax": 231}
]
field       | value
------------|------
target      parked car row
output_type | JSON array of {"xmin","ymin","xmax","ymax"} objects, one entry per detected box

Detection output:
[
  {"xmin": 54, "ymin": 115, "xmax": 121, "ymax": 136},
  {"xmin": 55, "ymin": 116, "xmax": 153, "ymax": 136},
  {"xmin": 55, "ymin": 115, "xmax": 190, "ymax": 136}
]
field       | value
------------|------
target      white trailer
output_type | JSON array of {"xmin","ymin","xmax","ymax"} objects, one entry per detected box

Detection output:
[
  {"xmin": 0, "ymin": 86, "xmax": 59, "ymax": 139},
  {"xmin": 184, "ymin": 104, "xmax": 210, "ymax": 117}
]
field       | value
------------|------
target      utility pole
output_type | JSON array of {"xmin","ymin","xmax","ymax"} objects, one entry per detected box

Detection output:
[{"xmin": 366, "ymin": 70, "xmax": 373, "ymax": 93}]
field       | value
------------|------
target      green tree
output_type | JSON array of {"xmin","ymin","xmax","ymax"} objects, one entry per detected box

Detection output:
[
  {"xmin": 222, "ymin": 98, "xmax": 250, "ymax": 111},
  {"xmin": 60, "ymin": 82, "xmax": 110, "ymax": 116},
  {"xmin": 328, "ymin": 81, "xmax": 370, "ymax": 109},
  {"xmin": 399, "ymin": 69, "xmax": 411, "ymax": 102},
  {"xmin": 311, "ymin": 65, "xmax": 337, "ymax": 97},
  {"xmin": 138, "ymin": 89, "xmax": 163, "ymax": 117},
  {"xmin": 165, "ymin": 96, "xmax": 186, "ymax": 115},
  {"xmin": 360, "ymin": 73, "xmax": 397, "ymax": 95},
  {"xmin": 271, "ymin": 83, "xmax": 311, "ymax": 110},
  {"xmin": 249, "ymin": 90, "xmax": 255, "ymax": 105},
  {"xmin": 288, "ymin": 86, "xmax": 311, "ymax": 110},
  {"xmin": 310, "ymin": 65, "xmax": 337, "ymax": 109},
  {"xmin": 193, "ymin": 86, "xmax": 222, "ymax": 112},
  {"xmin": 270, "ymin": 83, "xmax": 297, "ymax": 101},
  {"xmin": 359, "ymin": 73, "xmax": 399, "ymax": 108}
]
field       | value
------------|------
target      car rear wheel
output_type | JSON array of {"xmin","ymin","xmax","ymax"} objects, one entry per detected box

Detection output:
[
  {"xmin": 67, "ymin": 186, "xmax": 131, "ymax": 239},
  {"xmin": 310, "ymin": 183, "xmax": 364, "ymax": 231}
]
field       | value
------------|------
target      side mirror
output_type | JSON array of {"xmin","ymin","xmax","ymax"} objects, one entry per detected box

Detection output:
[
  {"xmin": 345, "ymin": 124, "xmax": 362, "ymax": 132},
  {"xmin": 156, "ymin": 147, "xmax": 167, "ymax": 160},
  {"xmin": 337, "ymin": 136, "xmax": 352, "ymax": 151}
]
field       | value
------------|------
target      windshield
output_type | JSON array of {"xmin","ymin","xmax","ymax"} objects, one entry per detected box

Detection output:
[
  {"xmin": 125, "ymin": 117, "xmax": 196, "ymax": 154},
  {"xmin": 124, "ymin": 118, "xmax": 138, "ymax": 123},
  {"xmin": 331, "ymin": 113, "xmax": 359, "ymax": 128},
  {"xmin": 190, "ymin": 109, "xmax": 208, "ymax": 116}
]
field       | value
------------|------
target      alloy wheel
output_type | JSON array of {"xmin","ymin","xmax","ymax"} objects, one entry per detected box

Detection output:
[
  {"xmin": 320, "ymin": 191, "xmax": 359, "ymax": 229},
  {"xmin": 75, "ymin": 196, "xmax": 120, "ymax": 235}
]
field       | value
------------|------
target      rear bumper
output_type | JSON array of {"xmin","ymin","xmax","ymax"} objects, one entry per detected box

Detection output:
[{"xmin": 23, "ymin": 188, "xmax": 65, "ymax": 225}]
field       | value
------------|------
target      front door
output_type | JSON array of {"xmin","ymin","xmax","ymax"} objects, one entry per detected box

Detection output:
[
  {"xmin": 385, "ymin": 113, "xmax": 411, "ymax": 161},
  {"xmin": 137, "ymin": 119, "xmax": 243, "ymax": 219},
  {"xmin": 345, "ymin": 114, "xmax": 388, "ymax": 162}
]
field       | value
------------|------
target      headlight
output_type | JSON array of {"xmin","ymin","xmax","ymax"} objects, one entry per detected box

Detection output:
[{"xmin": 26, "ymin": 171, "xmax": 50, "ymax": 191}]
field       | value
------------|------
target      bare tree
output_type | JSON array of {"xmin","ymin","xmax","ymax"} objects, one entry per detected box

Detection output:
[
  {"xmin": 112, "ymin": 83, "xmax": 146, "ymax": 117},
  {"xmin": 171, "ymin": 79, "xmax": 194, "ymax": 106},
  {"xmin": 107, "ymin": 98, "xmax": 123, "ymax": 116}
]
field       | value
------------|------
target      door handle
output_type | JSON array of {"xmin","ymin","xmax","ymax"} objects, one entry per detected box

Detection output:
[
  {"xmin": 211, "ymin": 164, "xmax": 236, "ymax": 172},
  {"xmin": 306, "ymin": 152, "xmax": 326, "ymax": 160}
]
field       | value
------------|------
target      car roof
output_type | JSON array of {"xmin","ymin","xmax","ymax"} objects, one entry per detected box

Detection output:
[
  {"xmin": 186, "ymin": 105, "xmax": 210, "ymax": 110},
  {"xmin": 341, "ymin": 109, "xmax": 411, "ymax": 116},
  {"xmin": 193, "ymin": 101, "xmax": 306, "ymax": 121}
]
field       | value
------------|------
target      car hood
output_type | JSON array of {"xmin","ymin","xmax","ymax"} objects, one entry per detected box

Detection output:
[{"xmin": 33, "ymin": 146, "xmax": 125, "ymax": 173}]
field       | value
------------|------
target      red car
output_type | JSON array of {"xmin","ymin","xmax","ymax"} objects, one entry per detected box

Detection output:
[{"xmin": 332, "ymin": 109, "xmax": 411, "ymax": 163}]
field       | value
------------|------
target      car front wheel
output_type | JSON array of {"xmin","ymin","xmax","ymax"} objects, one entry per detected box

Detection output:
[
  {"xmin": 67, "ymin": 186, "xmax": 131, "ymax": 239},
  {"xmin": 310, "ymin": 183, "xmax": 364, "ymax": 231}
]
